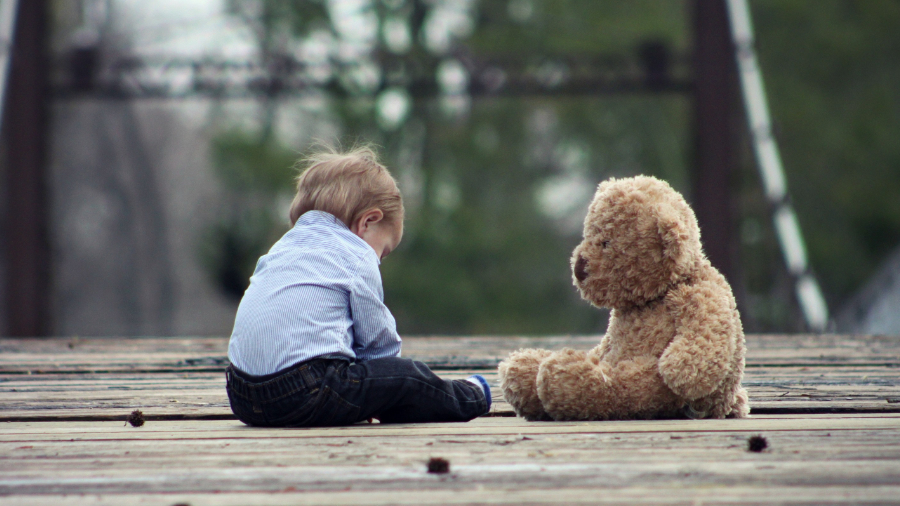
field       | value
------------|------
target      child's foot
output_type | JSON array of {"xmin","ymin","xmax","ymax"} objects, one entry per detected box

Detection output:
[{"xmin": 466, "ymin": 375, "xmax": 491, "ymax": 411}]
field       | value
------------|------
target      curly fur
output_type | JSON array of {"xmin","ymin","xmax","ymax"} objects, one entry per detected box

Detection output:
[{"xmin": 498, "ymin": 176, "xmax": 749, "ymax": 420}]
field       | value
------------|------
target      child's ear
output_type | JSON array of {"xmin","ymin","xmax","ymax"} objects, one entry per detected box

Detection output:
[
  {"xmin": 368, "ymin": 209, "xmax": 384, "ymax": 224},
  {"xmin": 364, "ymin": 209, "xmax": 384, "ymax": 228},
  {"xmin": 356, "ymin": 209, "xmax": 384, "ymax": 233}
]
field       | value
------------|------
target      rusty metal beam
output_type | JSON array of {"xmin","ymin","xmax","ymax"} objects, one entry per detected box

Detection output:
[
  {"xmin": 2, "ymin": 0, "xmax": 51, "ymax": 336},
  {"xmin": 692, "ymin": 0, "xmax": 739, "ymax": 285}
]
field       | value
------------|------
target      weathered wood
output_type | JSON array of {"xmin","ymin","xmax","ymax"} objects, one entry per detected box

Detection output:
[
  {"xmin": 3, "ymin": 363, "xmax": 900, "ymax": 421},
  {"xmin": 1, "ymin": 416, "xmax": 899, "ymax": 503},
  {"xmin": 405, "ymin": 334, "xmax": 900, "ymax": 367},
  {"xmin": 1, "ymin": 334, "xmax": 900, "ymax": 504},
  {"xmin": 0, "ymin": 371, "xmax": 510, "ymax": 421},
  {"xmin": 7, "ymin": 487, "xmax": 900, "ymax": 506},
  {"xmin": 4, "ymin": 422, "xmax": 898, "ymax": 453},
  {"xmin": 2, "ymin": 415, "xmax": 899, "ymax": 439},
  {"xmin": 1, "ymin": 334, "xmax": 898, "ymax": 373},
  {"xmin": 3, "ymin": 453, "xmax": 900, "ymax": 494}
]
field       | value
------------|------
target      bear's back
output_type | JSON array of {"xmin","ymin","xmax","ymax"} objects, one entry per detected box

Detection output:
[{"xmin": 599, "ymin": 259, "xmax": 744, "ymax": 369}]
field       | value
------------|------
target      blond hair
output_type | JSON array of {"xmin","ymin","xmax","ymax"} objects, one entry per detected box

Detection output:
[{"xmin": 289, "ymin": 145, "xmax": 404, "ymax": 228}]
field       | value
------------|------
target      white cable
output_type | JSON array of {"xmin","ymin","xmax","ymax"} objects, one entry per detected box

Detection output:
[
  {"xmin": 773, "ymin": 206, "xmax": 806, "ymax": 275},
  {"xmin": 797, "ymin": 274, "xmax": 829, "ymax": 333},
  {"xmin": 0, "ymin": 0, "xmax": 19, "ymax": 123},
  {"xmin": 725, "ymin": 0, "xmax": 829, "ymax": 332}
]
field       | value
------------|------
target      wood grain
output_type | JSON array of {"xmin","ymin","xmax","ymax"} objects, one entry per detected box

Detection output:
[
  {"xmin": 3, "ymin": 365, "xmax": 899, "ymax": 421},
  {"xmin": 7, "ymin": 487, "xmax": 900, "ymax": 506},
  {"xmin": 1, "ymin": 416, "xmax": 899, "ymax": 503},
  {"xmin": 1, "ymin": 335, "xmax": 900, "ymax": 504},
  {"xmin": 2, "ymin": 334, "xmax": 898, "ymax": 373}
]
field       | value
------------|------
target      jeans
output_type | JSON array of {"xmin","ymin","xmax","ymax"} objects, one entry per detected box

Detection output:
[{"xmin": 225, "ymin": 356, "xmax": 488, "ymax": 427}]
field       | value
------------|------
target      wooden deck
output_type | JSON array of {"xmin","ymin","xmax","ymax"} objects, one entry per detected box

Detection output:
[{"xmin": 1, "ymin": 334, "xmax": 899, "ymax": 504}]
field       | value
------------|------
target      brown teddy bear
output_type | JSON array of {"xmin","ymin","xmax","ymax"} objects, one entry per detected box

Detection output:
[{"xmin": 499, "ymin": 175, "xmax": 748, "ymax": 420}]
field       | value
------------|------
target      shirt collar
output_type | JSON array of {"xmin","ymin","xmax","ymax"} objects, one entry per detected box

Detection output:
[
  {"xmin": 295, "ymin": 210, "xmax": 380, "ymax": 265},
  {"xmin": 296, "ymin": 210, "xmax": 349, "ymax": 229}
]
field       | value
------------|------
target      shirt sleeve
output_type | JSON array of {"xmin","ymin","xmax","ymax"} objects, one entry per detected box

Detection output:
[{"xmin": 348, "ymin": 254, "xmax": 402, "ymax": 360}]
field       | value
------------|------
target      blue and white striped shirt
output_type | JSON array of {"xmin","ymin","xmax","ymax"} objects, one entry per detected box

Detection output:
[{"xmin": 227, "ymin": 210, "xmax": 402, "ymax": 376}]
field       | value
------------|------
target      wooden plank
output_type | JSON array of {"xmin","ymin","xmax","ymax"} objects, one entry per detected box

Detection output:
[
  {"xmin": 1, "ymin": 416, "xmax": 899, "ymax": 503},
  {"xmin": 2, "ymin": 417, "xmax": 900, "ymax": 454},
  {"xmin": 7, "ymin": 486, "xmax": 900, "ymax": 506},
  {"xmin": 4, "ymin": 424, "xmax": 898, "ymax": 457},
  {"xmin": 2, "ymin": 415, "xmax": 899, "ymax": 439},
  {"xmin": 4, "ymin": 432, "xmax": 900, "ymax": 473},
  {"xmin": 1, "ymin": 335, "xmax": 898, "ymax": 422},
  {"xmin": 2, "ymin": 364, "xmax": 900, "ymax": 421},
  {"xmin": 403, "ymin": 334, "xmax": 900, "ymax": 367},
  {"xmin": 1, "ymin": 336, "xmax": 898, "ymax": 505},
  {"xmin": 0, "ymin": 371, "xmax": 512, "ymax": 421},
  {"xmin": 1, "ymin": 334, "xmax": 898, "ymax": 374},
  {"xmin": 2, "ymin": 459, "xmax": 900, "ymax": 496}
]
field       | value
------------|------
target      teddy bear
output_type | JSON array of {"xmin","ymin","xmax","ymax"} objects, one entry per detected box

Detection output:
[{"xmin": 499, "ymin": 175, "xmax": 748, "ymax": 420}]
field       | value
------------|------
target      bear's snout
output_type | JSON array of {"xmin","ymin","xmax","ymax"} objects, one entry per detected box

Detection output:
[{"xmin": 574, "ymin": 254, "xmax": 588, "ymax": 282}]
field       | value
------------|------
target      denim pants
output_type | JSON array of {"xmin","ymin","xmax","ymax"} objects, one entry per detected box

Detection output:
[{"xmin": 225, "ymin": 356, "xmax": 488, "ymax": 427}]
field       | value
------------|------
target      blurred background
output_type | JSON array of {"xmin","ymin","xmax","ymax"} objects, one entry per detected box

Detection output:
[{"xmin": 1, "ymin": 0, "xmax": 898, "ymax": 338}]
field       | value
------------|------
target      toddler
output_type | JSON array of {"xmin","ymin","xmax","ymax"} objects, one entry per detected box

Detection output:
[{"xmin": 225, "ymin": 146, "xmax": 490, "ymax": 426}]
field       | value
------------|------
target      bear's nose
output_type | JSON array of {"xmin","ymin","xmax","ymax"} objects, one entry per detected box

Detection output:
[{"xmin": 574, "ymin": 254, "xmax": 588, "ymax": 282}]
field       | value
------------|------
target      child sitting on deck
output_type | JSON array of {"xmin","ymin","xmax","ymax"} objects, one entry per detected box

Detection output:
[{"xmin": 225, "ymin": 146, "xmax": 491, "ymax": 427}]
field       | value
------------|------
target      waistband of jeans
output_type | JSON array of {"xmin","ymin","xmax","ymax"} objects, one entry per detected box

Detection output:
[{"xmin": 226, "ymin": 357, "xmax": 349, "ymax": 399}]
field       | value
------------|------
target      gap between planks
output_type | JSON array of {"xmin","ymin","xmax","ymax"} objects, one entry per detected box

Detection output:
[{"xmin": 2, "ymin": 414, "xmax": 899, "ymax": 441}]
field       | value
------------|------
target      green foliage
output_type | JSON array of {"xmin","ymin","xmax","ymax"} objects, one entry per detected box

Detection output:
[
  {"xmin": 471, "ymin": 0, "xmax": 688, "ymax": 54},
  {"xmin": 205, "ymin": 0, "xmax": 900, "ymax": 333},
  {"xmin": 201, "ymin": 0, "xmax": 692, "ymax": 334},
  {"xmin": 210, "ymin": 130, "xmax": 298, "ymax": 193},
  {"xmin": 224, "ymin": 0, "xmax": 332, "ymax": 41},
  {"xmin": 200, "ymin": 131, "xmax": 296, "ymax": 298},
  {"xmin": 750, "ymin": 0, "xmax": 900, "ymax": 304}
]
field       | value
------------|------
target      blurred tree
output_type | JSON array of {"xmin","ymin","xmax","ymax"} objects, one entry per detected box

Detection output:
[
  {"xmin": 737, "ymin": 0, "xmax": 900, "ymax": 329},
  {"xmin": 203, "ymin": 0, "xmax": 900, "ymax": 334},
  {"xmin": 203, "ymin": 0, "xmax": 691, "ymax": 335}
]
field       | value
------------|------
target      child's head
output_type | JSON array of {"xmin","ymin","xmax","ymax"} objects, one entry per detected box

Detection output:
[{"xmin": 289, "ymin": 145, "xmax": 404, "ymax": 258}]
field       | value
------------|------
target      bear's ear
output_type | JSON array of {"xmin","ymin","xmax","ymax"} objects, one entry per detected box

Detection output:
[{"xmin": 657, "ymin": 205, "xmax": 693, "ymax": 275}]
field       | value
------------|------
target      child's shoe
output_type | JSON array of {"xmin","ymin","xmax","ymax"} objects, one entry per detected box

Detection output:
[{"xmin": 466, "ymin": 374, "xmax": 491, "ymax": 411}]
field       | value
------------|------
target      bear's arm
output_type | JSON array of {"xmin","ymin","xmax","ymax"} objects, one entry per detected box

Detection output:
[
  {"xmin": 658, "ymin": 282, "xmax": 738, "ymax": 401},
  {"xmin": 587, "ymin": 333, "xmax": 611, "ymax": 363}
]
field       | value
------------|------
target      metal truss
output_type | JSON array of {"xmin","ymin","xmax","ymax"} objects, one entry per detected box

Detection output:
[{"xmin": 52, "ymin": 47, "xmax": 692, "ymax": 100}]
